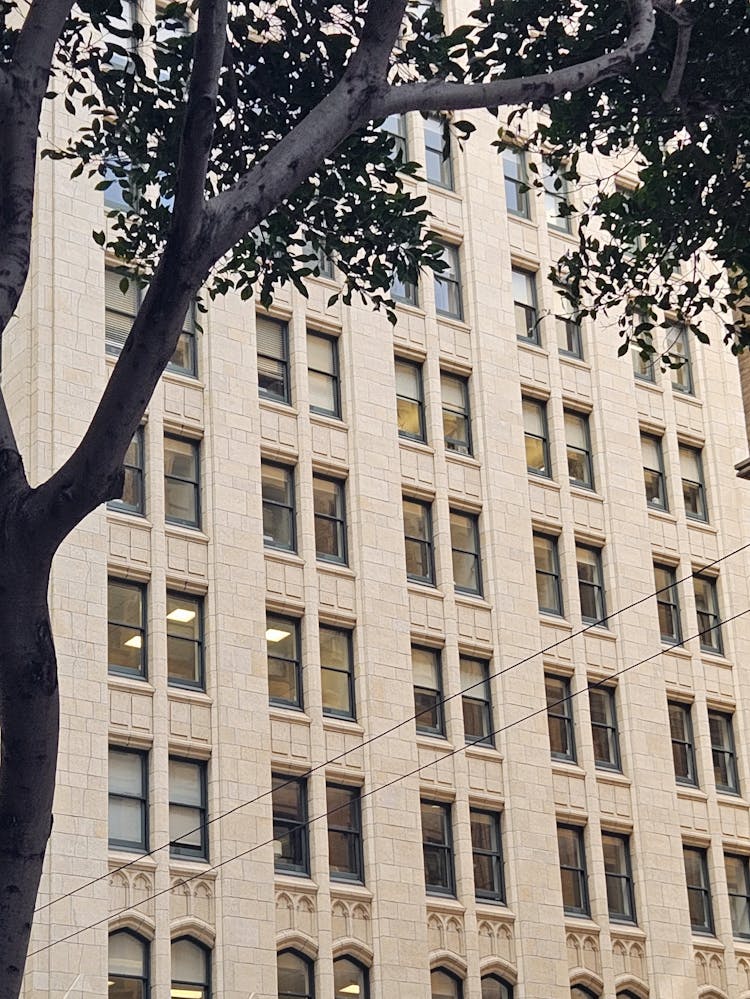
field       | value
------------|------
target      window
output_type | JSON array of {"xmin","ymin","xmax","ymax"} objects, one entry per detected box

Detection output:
[
  {"xmin": 164, "ymin": 436, "xmax": 200, "ymax": 528},
  {"xmin": 380, "ymin": 112, "xmax": 408, "ymax": 160},
  {"xmin": 571, "ymin": 989, "xmax": 599, "ymax": 999},
  {"xmin": 556, "ymin": 289, "xmax": 583, "ymax": 359},
  {"xmin": 523, "ymin": 398, "xmax": 551, "ymax": 477},
  {"xmin": 266, "ymin": 614, "xmax": 301, "ymax": 709},
  {"xmin": 603, "ymin": 833, "xmax": 636, "ymax": 922},
  {"xmin": 432, "ymin": 969, "xmax": 462, "ymax": 999},
  {"xmin": 434, "ymin": 242, "xmax": 463, "ymax": 320},
  {"xmin": 109, "ymin": 930, "xmax": 148, "ymax": 999},
  {"xmin": 471, "ymin": 808, "xmax": 504, "ymax": 901},
  {"xmin": 403, "ymin": 497, "xmax": 435, "ymax": 585},
  {"xmin": 169, "ymin": 758, "xmax": 208, "ymax": 860},
  {"xmin": 108, "ymin": 578, "xmax": 146, "ymax": 677},
  {"xmin": 441, "ymin": 371, "xmax": 472, "ymax": 455},
  {"xmin": 683, "ymin": 845, "xmax": 713, "ymax": 933},
  {"xmin": 108, "ymin": 429, "xmax": 144, "ymax": 515},
  {"xmin": 167, "ymin": 592, "xmax": 204, "ymax": 688},
  {"xmin": 168, "ymin": 302, "xmax": 198, "ymax": 378},
  {"xmin": 315, "ymin": 247, "xmax": 335, "ymax": 280},
  {"xmin": 308, "ymin": 331, "xmax": 340, "ymax": 418},
  {"xmin": 641, "ymin": 433, "xmax": 667, "ymax": 510},
  {"xmin": 450, "ymin": 509, "xmax": 482, "ymax": 595},
  {"xmin": 546, "ymin": 674, "xmax": 575, "ymax": 762},
  {"xmin": 421, "ymin": 800, "xmax": 455, "ymax": 895},
  {"xmin": 680, "ymin": 444, "xmax": 708, "ymax": 521},
  {"xmin": 413, "ymin": 646, "xmax": 444, "ymax": 737},
  {"xmin": 327, "ymin": 783, "xmax": 363, "ymax": 882},
  {"xmin": 320, "ymin": 625, "xmax": 355, "ymax": 719},
  {"xmin": 576, "ymin": 544, "xmax": 606, "ymax": 625},
  {"xmin": 503, "ymin": 147, "xmax": 530, "ymax": 219},
  {"xmin": 334, "ymin": 957, "xmax": 369, "ymax": 999},
  {"xmin": 482, "ymin": 976, "xmax": 513, "ymax": 999},
  {"xmin": 395, "ymin": 358, "xmax": 426, "ymax": 442},
  {"xmin": 632, "ymin": 337, "xmax": 656, "ymax": 382},
  {"xmin": 273, "ymin": 774, "xmax": 308, "ymax": 875},
  {"xmin": 512, "ymin": 268, "xmax": 539, "ymax": 343},
  {"xmin": 668, "ymin": 324, "xmax": 694, "ymax": 395},
  {"xmin": 694, "ymin": 575, "xmax": 723, "ymax": 654},
  {"xmin": 424, "ymin": 114, "xmax": 453, "ymax": 188},
  {"xmin": 100, "ymin": 0, "xmax": 136, "ymax": 68},
  {"xmin": 725, "ymin": 854, "xmax": 750, "ymax": 938},
  {"xmin": 534, "ymin": 534, "xmax": 563, "ymax": 616},
  {"xmin": 558, "ymin": 825, "xmax": 589, "ymax": 916},
  {"xmin": 313, "ymin": 475, "xmax": 347, "ymax": 564},
  {"xmin": 278, "ymin": 950, "xmax": 313, "ymax": 999},
  {"xmin": 391, "ymin": 271, "xmax": 419, "ymax": 307},
  {"xmin": 589, "ymin": 686, "xmax": 621, "ymax": 770},
  {"xmin": 709, "ymin": 710, "xmax": 739, "ymax": 794},
  {"xmin": 543, "ymin": 160, "xmax": 572, "ymax": 233},
  {"xmin": 461, "ymin": 656, "xmax": 493, "ymax": 745},
  {"xmin": 257, "ymin": 315, "xmax": 290, "ymax": 404},
  {"xmin": 109, "ymin": 748, "xmax": 148, "ymax": 851},
  {"xmin": 565, "ymin": 410, "xmax": 594, "ymax": 489},
  {"xmin": 171, "ymin": 938, "xmax": 210, "ymax": 999},
  {"xmin": 102, "ymin": 158, "xmax": 133, "ymax": 212},
  {"xmin": 669, "ymin": 701, "xmax": 697, "ymax": 785},
  {"xmin": 262, "ymin": 462, "xmax": 296, "ymax": 552},
  {"xmin": 654, "ymin": 564, "xmax": 682, "ymax": 643}
]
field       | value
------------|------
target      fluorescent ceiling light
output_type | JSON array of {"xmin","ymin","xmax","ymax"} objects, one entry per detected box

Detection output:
[
  {"xmin": 167, "ymin": 607, "xmax": 196, "ymax": 623},
  {"xmin": 124, "ymin": 635, "xmax": 142, "ymax": 649},
  {"xmin": 338, "ymin": 986, "xmax": 361, "ymax": 995},
  {"xmin": 265, "ymin": 628, "xmax": 290, "ymax": 643}
]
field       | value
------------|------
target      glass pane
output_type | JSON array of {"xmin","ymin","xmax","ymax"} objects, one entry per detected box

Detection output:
[
  {"xmin": 547, "ymin": 716, "xmax": 570, "ymax": 757},
  {"xmin": 320, "ymin": 628, "xmax": 349, "ymax": 668},
  {"xmin": 109, "ymin": 582, "xmax": 142, "ymax": 626},
  {"xmin": 568, "ymin": 449, "xmax": 590, "ymax": 486},
  {"xmin": 525, "ymin": 435, "xmax": 547, "ymax": 475},
  {"xmin": 592, "ymin": 725, "xmax": 615, "ymax": 765},
  {"xmin": 108, "ymin": 623, "xmax": 144, "ymax": 672},
  {"xmin": 334, "ymin": 959, "xmax": 365, "ymax": 999},
  {"xmin": 170, "ymin": 760, "xmax": 202, "ymax": 806},
  {"xmin": 165, "ymin": 479, "xmax": 197, "ymax": 524},
  {"xmin": 396, "ymin": 361, "xmax": 420, "ymax": 398},
  {"xmin": 731, "ymin": 894, "xmax": 750, "ymax": 936},
  {"xmin": 683, "ymin": 480, "xmax": 703, "ymax": 517},
  {"xmin": 315, "ymin": 516, "xmax": 342, "ymax": 558},
  {"xmin": 277, "ymin": 951, "xmax": 310, "ymax": 997},
  {"xmin": 589, "ymin": 689, "xmax": 610, "ymax": 727},
  {"xmin": 534, "ymin": 536, "xmax": 556, "ymax": 574},
  {"xmin": 110, "ymin": 751, "xmax": 143, "ymax": 796},
  {"xmin": 168, "ymin": 635, "xmax": 200, "ymax": 684},
  {"xmin": 313, "ymin": 478, "xmax": 341, "ymax": 519},
  {"xmin": 405, "ymin": 539, "xmax": 430, "ymax": 579},
  {"xmin": 470, "ymin": 812, "xmax": 496, "ymax": 851},
  {"xmin": 164, "ymin": 439, "xmax": 197, "ymax": 479},
  {"xmin": 110, "ymin": 933, "xmax": 146, "ymax": 976},
  {"xmin": 512, "ymin": 269, "xmax": 534, "ymax": 306},
  {"xmin": 328, "ymin": 829, "xmax": 357, "ymax": 875},
  {"xmin": 415, "ymin": 689, "xmax": 441, "ymax": 731},
  {"xmin": 119, "ymin": 467, "xmax": 143, "ymax": 510},
  {"xmin": 579, "ymin": 584, "xmax": 600, "ymax": 621},
  {"xmin": 422, "ymin": 804, "xmax": 448, "ymax": 844},
  {"xmin": 536, "ymin": 572, "xmax": 560, "ymax": 613},
  {"xmin": 172, "ymin": 938, "xmax": 207, "ymax": 984},
  {"xmin": 683, "ymin": 849, "xmax": 703, "ymax": 886},
  {"xmin": 109, "ymin": 979, "xmax": 144, "ymax": 999},
  {"xmin": 262, "ymin": 465, "xmax": 292, "ymax": 505},
  {"xmin": 558, "ymin": 828, "xmax": 580, "ymax": 867},
  {"xmin": 452, "ymin": 549, "xmax": 478, "ymax": 592},
  {"xmin": 482, "ymin": 978, "xmax": 510, "ymax": 999},
  {"xmin": 258, "ymin": 357, "xmax": 287, "ymax": 400},
  {"xmin": 565, "ymin": 413, "xmax": 587, "ymax": 450},
  {"xmin": 672, "ymin": 742, "xmax": 690, "ymax": 781},
  {"xmin": 167, "ymin": 595, "xmax": 200, "ymax": 640},
  {"xmin": 413, "ymin": 648, "xmax": 439, "ymax": 688},
  {"xmin": 450, "ymin": 512, "xmax": 475, "ymax": 551},
  {"xmin": 170, "ymin": 804, "xmax": 202, "ymax": 848},
  {"xmin": 603, "ymin": 836, "xmax": 626, "ymax": 875},
  {"xmin": 266, "ymin": 617, "xmax": 296, "ymax": 659},
  {"xmin": 321, "ymin": 668, "xmax": 351, "ymax": 715},
  {"xmin": 431, "ymin": 970, "xmax": 460, "ymax": 999},
  {"xmin": 460, "ymin": 657, "xmax": 488, "ymax": 696},
  {"xmin": 268, "ymin": 656, "xmax": 298, "ymax": 704},
  {"xmin": 397, "ymin": 398, "xmax": 422, "ymax": 437},
  {"xmin": 606, "ymin": 875, "xmax": 630, "ymax": 918},
  {"xmin": 473, "ymin": 852, "xmax": 497, "ymax": 894},
  {"xmin": 443, "ymin": 410, "xmax": 470, "ymax": 451},
  {"xmin": 560, "ymin": 868, "xmax": 583, "ymax": 910},
  {"xmin": 263, "ymin": 504, "xmax": 293, "ymax": 549},
  {"xmin": 273, "ymin": 778, "xmax": 302, "ymax": 820},
  {"xmin": 463, "ymin": 698, "xmax": 488, "ymax": 740},
  {"xmin": 109, "ymin": 797, "xmax": 143, "ymax": 845},
  {"xmin": 403, "ymin": 501, "xmax": 429, "ymax": 541},
  {"xmin": 170, "ymin": 330, "xmax": 196, "ymax": 375},
  {"xmin": 308, "ymin": 334, "xmax": 334, "ymax": 373},
  {"xmin": 687, "ymin": 887, "xmax": 708, "ymax": 928},
  {"xmin": 424, "ymin": 846, "xmax": 449, "ymax": 889},
  {"xmin": 309, "ymin": 370, "xmax": 336, "ymax": 414}
]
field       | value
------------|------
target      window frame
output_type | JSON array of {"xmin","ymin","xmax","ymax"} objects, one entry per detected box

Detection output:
[
  {"xmin": 602, "ymin": 832, "xmax": 636, "ymax": 924},
  {"xmin": 557, "ymin": 824, "xmax": 590, "ymax": 917},
  {"xmin": 266, "ymin": 613, "xmax": 303, "ymax": 710},
  {"xmin": 434, "ymin": 242, "xmax": 463, "ymax": 321},
  {"xmin": 171, "ymin": 936, "xmax": 211, "ymax": 999},
  {"xmin": 694, "ymin": 574, "xmax": 724, "ymax": 655},
  {"xmin": 470, "ymin": 807, "xmax": 505, "ymax": 903},
  {"xmin": 523, "ymin": 397, "xmax": 552, "ymax": 479},
  {"xmin": 654, "ymin": 563, "xmax": 682, "ymax": 644},
  {"xmin": 307, "ymin": 330, "xmax": 341, "ymax": 419},
  {"xmin": 683, "ymin": 845, "xmax": 714, "ymax": 934},
  {"xmin": 272, "ymin": 773, "xmax": 309, "ymax": 876},
  {"xmin": 641, "ymin": 432, "xmax": 668, "ymax": 511},
  {"xmin": 256, "ymin": 314, "xmax": 291, "ymax": 405},
  {"xmin": 313, "ymin": 475, "xmax": 347, "ymax": 565},
  {"xmin": 109, "ymin": 929, "xmax": 150, "ymax": 999},
  {"xmin": 534, "ymin": 533, "xmax": 564, "ymax": 617},
  {"xmin": 543, "ymin": 159, "xmax": 573, "ymax": 233},
  {"xmin": 565, "ymin": 410, "xmax": 594, "ymax": 490},
  {"xmin": 395, "ymin": 357, "xmax": 427, "ymax": 443},
  {"xmin": 278, "ymin": 949, "xmax": 315, "ymax": 999},
  {"xmin": 421, "ymin": 799, "xmax": 456, "ymax": 897},
  {"xmin": 391, "ymin": 271, "xmax": 419, "ymax": 308},
  {"xmin": 424, "ymin": 113, "xmax": 453, "ymax": 189},
  {"xmin": 413, "ymin": 645, "xmax": 445, "ymax": 738},
  {"xmin": 503, "ymin": 147, "xmax": 530, "ymax": 219},
  {"xmin": 668, "ymin": 324, "xmax": 694, "ymax": 395},
  {"xmin": 725, "ymin": 853, "xmax": 750, "ymax": 940},
  {"xmin": 512, "ymin": 267, "xmax": 539, "ymax": 344},
  {"xmin": 576, "ymin": 544, "xmax": 606, "ymax": 625},
  {"xmin": 680, "ymin": 443, "xmax": 708, "ymax": 522},
  {"xmin": 450, "ymin": 508, "xmax": 483, "ymax": 596},
  {"xmin": 546, "ymin": 673, "xmax": 576, "ymax": 763},
  {"xmin": 261, "ymin": 461, "xmax": 297, "ymax": 553},
  {"xmin": 708, "ymin": 710, "xmax": 740, "ymax": 795},
  {"xmin": 481, "ymin": 974, "xmax": 513, "ymax": 999},
  {"xmin": 168, "ymin": 756, "xmax": 208, "ymax": 861},
  {"xmin": 108, "ymin": 577, "xmax": 147, "ymax": 679},
  {"xmin": 403, "ymin": 497, "xmax": 436, "ymax": 586},
  {"xmin": 380, "ymin": 112, "xmax": 409, "ymax": 161},
  {"xmin": 669, "ymin": 700, "xmax": 698, "ymax": 787},
  {"xmin": 326, "ymin": 783, "xmax": 364, "ymax": 883},
  {"xmin": 334, "ymin": 956, "xmax": 369, "ymax": 999},
  {"xmin": 108, "ymin": 746, "xmax": 148, "ymax": 852},
  {"xmin": 441, "ymin": 370, "xmax": 472, "ymax": 456},
  {"xmin": 108, "ymin": 427, "xmax": 145, "ymax": 515},
  {"xmin": 320, "ymin": 624, "xmax": 356, "ymax": 721},
  {"xmin": 166, "ymin": 591, "xmax": 204, "ymax": 690},
  {"xmin": 461, "ymin": 655, "xmax": 493, "ymax": 746},
  {"xmin": 588, "ymin": 685, "xmax": 621, "ymax": 772},
  {"xmin": 164, "ymin": 434, "xmax": 201, "ymax": 529}
]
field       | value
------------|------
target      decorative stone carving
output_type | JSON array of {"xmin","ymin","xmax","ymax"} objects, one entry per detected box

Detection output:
[
  {"xmin": 169, "ymin": 876, "xmax": 214, "ymax": 923},
  {"xmin": 695, "ymin": 948, "xmax": 726, "ymax": 991},
  {"xmin": 275, "ymin": 889, "xmax": 318, "ymax": 939},
  {"xmin": 737, "ymin": 956, "xmax": 750, "ymax": 992},
  {"xmin": 109, "ymin": 866, "xmax": 154, "ymax": 917},
  {"xmin": 611, "ymin": 936, "xmax": 647, "ymax": 983},
  {"xmin": 426, "ymin": 911, "xmax": 465, "ymax": 956},
  {"xmin": 566, "ymin": 931, "xmax": 601, "ymax": 976},
  {"xmin": 477, "ymin": 918, "xmax": 515, "ymax": 966}
]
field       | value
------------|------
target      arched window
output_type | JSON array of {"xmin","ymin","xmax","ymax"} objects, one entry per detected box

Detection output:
[
  {"xmin": 571, "ymin": 988, "xmax": 600, "ymax": 999},
  {"xmin": 482, "ymin": 974, "xmax": 513, "ymax": 999},
  {"xmin": 334, "ymin": 956, "xmax": 369, "ymax": 998},
  {"xmin": 277, "ymin": 949, "xmax": 314, "ymax": 999},
  {"xmin": 171, "ymin": 937, "xmax": 210, "ymax": 999},
  {"xmin": 616, "ymin": 993, "xmax": 641, "ymax": 999},
  {"xmin": 109, "ymin": 930, "xmax": 149, "ymax": 999},
  {"xmin": 431, "ymin": 967, "xmax": 463, "ymax": 999}
]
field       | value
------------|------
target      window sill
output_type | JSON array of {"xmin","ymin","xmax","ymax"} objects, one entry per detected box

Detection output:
[
  {"xmin": 595, "ymin": 769, "xmax": 630, "ymax": 788},
  {"xmin": 581, "ymin": 624, "xmax": 614, "ymax": 640},
  {"xmin": 265, "ymin": 548, "xmax": 305, "ymax": 568},
  {"xmin": 427, "ymin": 181, "xmax": 462, "ymax": 200},
  {"xmin": 407, "ymin": 581, "xmax": 443, "ymax": 598},
  {"xmin": 323, "ymin": 716, "xmax": 364, "ymax": 737},
  {"xmin": 259, "ymin": 398, "xmax": 299, "ymax": 417},
  {"xmin": 274, "ymin": 871, "xmax": 318, "ymax": 888},
  {"xmin": 163, "ymin": 369, "xmax": 204, "ymax": 390},
  {"xmin": 552, "ymin": 761, "xmax": 586, "ymax": 779},
  {"xmin": 455, "ymin": 592, "xmax": 491, "ymax": 610},
  {"xmin": 446, "ymin": 450, "xmax": 480, "ymax": 469},
  {"xmin": 167, "ymin": 685, "xmax": 212, "ymax": 706},
  {"xmin": 539, "ymin": 612, "xmax": 572, "ymax": 628},
  {"xmin": 330, "ymin": 882, "xmax": 373, "ymax": 902},
  {"xmin": 399, "ymin": 437, "xmax": 435, "ymax": 456},
  {"xmin": 416, "ymin": 734, "xmax": 452, "ymax": 752},
  {"xmin": 673, "ymin": 391, "xmax": 702, "ymax": 407},
  {"xmin": 559, "ymin": 354, "xmax": 590, "ymax": 371},
  {"xmin": 647, "ymin": 507, "xmax": 677, "ymax": 524},
  {"xmin": 563, "ymin": 914, "xmax": 598, "ymax": 929},
  {"xmin": 106, "ymin": 509, "xmax": 151, "ymax": 528},
  {"xmin": 528, "ymin": 474, "xmax": 560, "ymax": 490},
  {"xmin": 661, "ymin": 642, "xmax": 691, "ymax": 659},
  {"xmin": 108, "ymin": 673, "xmax": 154, "ymax": 696},
  {"xmin": 310, "ymin": 411, "xmax": 347, "ymax": 431},
  {"xmin": 169, "ymin": 857, "xmax": 212, "ymax": 875},
  {"xmin": 700, "ymin": 649, "xmax": 732, "ymax": 667},
  {"xmin": 548, "ymin": 225, "xmax": 577, "ymax": 243},
  {"xmin": 269, "ymin": 706, "xmax": 311, "ymax": 726},
  {"xmin": 475, "ymin": 900, "xmax": 514, "ymax": 919},
  {"xmin": 516, "ymin": 340, "xmax": 547, "ymax": 357},
  {"xmin": 166, "ymin": 522, "xmax": 209, "ymax": 543},
  {"xmin": 426, "ymin": 894, "xmax": 465, "ymax": 913},
  {"xmin": 108, "ymin": 849, "xmax": 157, "ymax": 870},
  {"xmin": 676, "ymin": 785, "xmax": 708, "ymax": 802},
  {"xmin": 716, "ymin": 789, "xmax": 744, "ymax": 802},
  {"xmin": 392, "ymin": 300, "xmax": 426, "ymax": 317},
  {"xmin": 686, "ymin": 518, "xmax": 716, "ymax": 535},
  {"xmin": 436, "ymin": 314, "xmax": 471, "ymax": 334},
  {"xmin": 465, "ymin": 741, "xmax": 501, "ymax": 759},
  {"xmin": 569, "ymin": 484, "xmax": 602, "ymax": 502},
  {"xmin": 633, "ymin": 377, "xmax": 663, "ymax": 394},
  {"xmin": 317, "ymin": 562, "xmax": 356, "ymax": 581},
  {"xmin": 608, "ymin": 923, "xmax": 646, "ymax": 941}
]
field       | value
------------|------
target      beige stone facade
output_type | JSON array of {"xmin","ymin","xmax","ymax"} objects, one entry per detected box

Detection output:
[{"xmin": 8, "ymin": 3, "xmax": 750, "ymax": 997}]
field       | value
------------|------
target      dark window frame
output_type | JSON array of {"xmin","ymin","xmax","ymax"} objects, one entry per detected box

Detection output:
[
  {"xmin": 534, "ymin": 533, "xmax": 564, "ymax": 616},
  {"xmin": 257, "ymin": 314, "xmax": 291, "ymax": 405},
  {"xmin": 313, "ymin": 475, "xmax": 347, "ymax": 565},
  {"xmin": 441, "ymin": 370, "xmax": 472, "ymax": 456},
  {"xmin": 334, "ymin": 956, "xmax": 369, "ymax": 999},
  {"xmin": 109, "ymin": 929, "xmax": 150, "ymax": 999},
  {"xmin": 380, "ymin": 112, "xmax": 409, "ymax": 161},
  {"xmin": 424, "ymin": 113, "xmax": 453, "ymax": 189},
  {"xmin": 108, "ymin": 746, "xmax": 149, "ymax": 852},
  {"xmin": 669, "ymin": 700, "xmax": 698, "ymax": 786},
  {"xmin": 725, "ymin": 853, "xmax": 750, "ymax": 940},
  {"xmin": 470, "ymin": 807, "xmax": 505, "ymax": 903},
  {"xmin": 326, "ymin": 782, "xmax": 364, "ymax": 883},
  {"xmin": 481, "ymin": 974, "xmax": 513, "ymax": 999},
  {"xmin": 512, "ymin": 267, "xmax": 539, "ymax": 344},
  {"xmin": 434, "ymin": 242, "xmax": 463, "ymax": 321},
  {"xmin": 602, "ymin": 832, "xmax": 636, "ymax": 924},
  {"xmin": 683, "ymin": 845, "xmax": 714, "ymax": 934},
  {"xmin": 694, "ymin": 574, "xmax": 724, "ymax": 655},
  {"xmin": 589, "ymin": 685, "xmax": 621, "ymax": 772},
  {"xmin": 461, "ymin": 655, "xmax": 493, "ymax": 746},
  {"xmin": 171, "ymin": 936, "xmax": 211, "ymax": 999},
  {"xmin": 391, "ymin": 271, "xmax": 419, "ymax": 308},
  {"xmin": 641, "ymin": 432, "xmax": 668, "ymax": 511},
  {"xmin": 166, "ymin": 591, "xmax": 205, "ymax": 690},
  {"xmin": 266, "ymin": 613, "xmax": 303, "ymax": 711},
  {"xmin": 278, "ymin": 949, "xmax": 315, "ymax": 999},
  {"xmin": 558, "ymin": 824, "xmax": 590, "ymax": 917},
  {"xmin": 576, "ymin": 544, "xmax": 606, "ymax": 625},
  {"xmin": 546, "ymin": 673, "xmax": 576, "ymax": 763},
  {"xmin": 168, "ymin": 756, "xmax": 208, "ymax": 861},
  {"xmin": 164, "ymin": 434, "xmax": 201, "ymax": 529},
  {"xmin": 654, "ymin": 563, "xmax": 682, "ymax": 644},
  {"xmin": 320, "ymin": 624, "xmax": 356, "ymax": 721},
  {"xmin": 413, "ymin": 645, "xmax": 445, "ymax": 738},
  {"xmin": 108, "ymin": 427, "xmax": 145, "ymax": 516},
  {"xmin": 273, "ymin": 773, "xmax": 309, "ymax": 876},
  {"xmin": 708, "ymin": 710, "xmax": 740, "ymax": 795},
  {"xmin": 395, "ymin": 357, "xmax": 427, "ymax": 443},
  {"xmin": 108, "ymin": 577, "xmax": 147, "ymax": 679},
  {"xmin": 565, "ymin": 410, "xmax": 595, "ymax": 490},
  {"xmin": 403, "ymin": 497, "xmax": 436, "ymax": 586},
  {"xmin": 421, "ymin": 799, "xmax": 456, "ymax": 897},
  {"xmin": 523, "ymin": 397, "xmax": 551, "ymax": 479},
  {"xmin": 669, "ymin": 324, "xmax": 694, "ymax": 395},
  {"xmin": 680, "ymin": 443, "xmax": 708, "ymax": 522},
  {"xmin": 262, "ymin": 461, "xmax": 297, "ymax": 553},
  {"xmin": 450, "ymin": 508, "xmax": 483, "ymax": 596},
  {"xmin": 307, "ymin": 330, "xmax": 341, "ymax": 419},
  {"xmin": 503, "ymin": 147, "xmax": 530, "ymax": 219},
  {"xmin": 543, "ymin": 160, "xmax": 573, "ymax": 233}
]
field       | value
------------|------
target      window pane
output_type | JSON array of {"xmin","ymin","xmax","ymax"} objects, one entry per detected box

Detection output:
[
  {"xmin": 278, "ymin": 951, "xmax": 311, "ymax": 998},
  {"xmin": 334, "ymin": 958, "xmax": 367, "ymax": 999}
]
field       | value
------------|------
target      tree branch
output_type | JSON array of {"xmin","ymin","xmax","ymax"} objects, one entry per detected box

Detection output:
[
  {"xmin": 663, "ymin": 21, "xmax": 693, "ymax": 104},
  {"xmin": 653, "ymin": 0, "xmax": 698, "ymax": 27},
  {"xmin": 0, "ymin": 382, "xmax": 18, "ymax": 454}
]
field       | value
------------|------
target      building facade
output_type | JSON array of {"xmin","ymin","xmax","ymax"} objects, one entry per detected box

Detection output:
[{"xmin": 8, "ymin": 3, "xmax": 750, "ymax": 997}]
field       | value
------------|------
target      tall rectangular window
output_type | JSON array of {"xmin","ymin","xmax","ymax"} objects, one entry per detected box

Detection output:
[
  {"xmin": 450, "ymin": 509, "xmax": 482, "ymax": 595},
  {"xmin": 308, "ymin": 331, "xmax": 340, "ymax": 418},
  {"xmin": 694, "ymin": 575, "xmax": 723, "ymax": 654},
  {"xmin": 683, "ymin": 845, "xmax": 713, "ymax": 933},
  {"xmin": 603, "ymin": 833, "xmax": 636, "ymax": 923},
  {"xmin": 313, "ymin": 476, "xmax": 347, "ymax": 564},
  {"xmin": 461, "ymin": 656, "xmax": 493, "ymax": 746},
  {"xmin": 708, "ymin": 710, "xmax": 739, "ymax": 794},
  {"xmin": 668, "ymin": 324, "xmax": 694, "ymax": 395},
  {"xmin": 262, "ymin": 462, "xmax": 296, "ymax": 552},
  {"xmin": 413, "ymin": 646, "xmax": 444, "ymax": 737},
  {"xmin": 403, "ymin": 498, "xmax": 435, "ymax": 585},
  {"xmin": 169, "ymin": 758, "xmax": 208, "ymax": 860},
  {"xmin": 556, "ymin": 289, "xmax": 583, "ymax": 359},
  {"xmin": 421, "ymin": 800, "xmax": 455, "ymax": 895},
  {"xmin": 167, "ymin": 592, "xmax": 204, "ymax": 689},
  {"xmin": 391, "ymin": 271, "xmax": 419, "ymax": 308},
  {"xmin": 395, "ymin": 358, "xmax": 426, "ymax": 442},
  {"xmin": 641, "ymin": 433, "xmax": 668, "ymax": 510},
  {"xmin": 654, "ymin": 563, "xmax": 682, "ymax": 643},
  {"xmin": 273, "ymin": 774, "xmax": 308, "ymax": 875},
  {"xmin": 266, "ymin": 614, "xmax": 301, "ymax": 709},
  {"xmin": 503, "ymin": 147, "xmax": 530, "ymax": 219},
  {"xmin": 168, "ymin": 302, "xmax": 198, "ymax": 378},
  {"xmin": 523, "ymin": 397, "xmax": 551, "ymax": 478},
  {"xmin": 424, "ymin": 114, "xmax": 453, "ymax": 188},
  {"xmin": 441, "ymin": 371, "xmax": 472, "ymax": 455},
  {"xmin": 558, "ymin": 825, "xmax": 589, "ymax": 916},
  {"xmin": 380, "ymin": 112, "xmax": 408, "ymax": 160},
  {"xmin": 589, "ymin": 686, "xmax": 621, "ymax": 770},
  {"xmin": 434, "ymin": 242, "xmax": 463, "ymax": 320},
  {"xmin": 470, "ymin": 809, "xmax": 504, "ymax": 902},
  {"xmin": 546, "ymin": 674, "xmax": 575, "ymax": 762},
  {"xmin": 320, "ymin": 625, "xmax": 355, "ymax": 720},
  {"xmin": 576, "ymin": 544, "xmax": 606, "ymax": 624},
  {"xmin": 105, "ymin": 267, "xmax": 137, "ymax": 356},
  {"xmin": 725, "ymin": 854, "xmax": 750, "ymax": 939},
  {"xmin": 164, "ymin": 436, "xmax": 200, "ymax": 528},
  {"xmin": 632, "ymin": 338, "xmax": 656, "ymax": 382},
  {"xmin": 680, "ymin": 444, "xmax": 708, "ymax": 522},
  {"xmin": 534, "ymin": 534, "xmax": 563, "ymax": 616},
  {"xmin": 108, "ymin": 578, "xmax": 146, "ymax": 677},
  {"xmin": 257, "ymin": 315, "xmax": 290, "ymax": 405},
  {"xmin": 108, "ymin": 429, "xmax": 144, "ymax": 515},
  {"xmin": 543, "ymin": 161, "xmax": 572, "ymax": 233},
  {"xmin": 327, "ymin": 784, "xmax": 363, "ymax": 882},
  {"xmin": 565, "ymin": 410, "xmax": 594, "ymax": 489},
  {"xmin": 109, "ymin": 747, "xmax": 148, "ymax": 851},
  {"xmin": 669, "ymin": 701, "xmax": 697, "ymax": 786},
  {"xmin": 512, "ymin": 268, "xmax": 539, "ymax": 343}
]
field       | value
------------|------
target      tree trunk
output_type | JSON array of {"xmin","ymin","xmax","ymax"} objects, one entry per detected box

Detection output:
[{"xmin": 0, "ymin": 458, "xmax": 58, "ymax": 999}]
